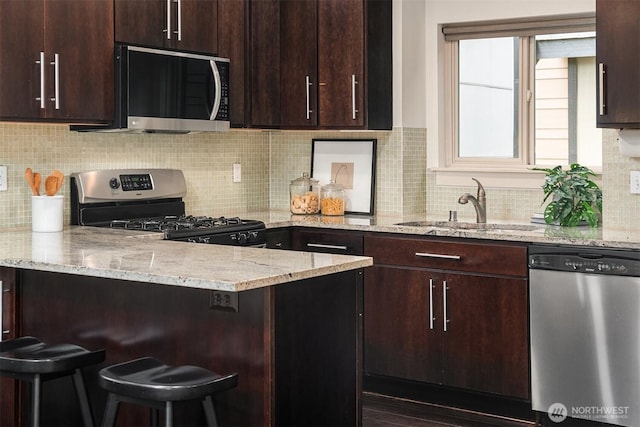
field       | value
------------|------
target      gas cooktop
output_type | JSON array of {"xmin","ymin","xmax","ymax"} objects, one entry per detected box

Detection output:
[{"xmin": 70, "ymin": 169, "xmax": 266, "ymax": 247}]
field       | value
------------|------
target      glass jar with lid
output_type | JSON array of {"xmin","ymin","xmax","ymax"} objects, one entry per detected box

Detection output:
[
  {"xmin": 321, "ymin": 180, "xmax": 345, "ymax": 216},
  {"xmin": 290, "ymin": 173, "xmax": 320, "ymax": 214}
]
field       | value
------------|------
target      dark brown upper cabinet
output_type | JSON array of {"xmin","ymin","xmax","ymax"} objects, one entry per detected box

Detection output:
[
  {"xmin": 0, "ymin": 0, "xmax": 114, "ymax": 123},
  {"xmin": 115, "ymin": 0, "xmax": 218, "ymax": 55},
  {"xmin": 217, "ymin": 0, "xmax": 280, "ymax": 128},
  {"xmin": 280, "ymin": 0, "xmax": 392, "ymax": 130},
  {"xmin": 596, "ymin": 0, "xmax": 640, "ymax": 128}
]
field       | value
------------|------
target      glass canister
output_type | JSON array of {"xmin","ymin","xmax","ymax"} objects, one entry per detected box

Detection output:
[
  {"xmin": 321, "ymin": 180, "xmax": 345, "ymax": 216},
  {"xmin": 290, "ymin": 173, "xmax": 320, "ymax": 214}
]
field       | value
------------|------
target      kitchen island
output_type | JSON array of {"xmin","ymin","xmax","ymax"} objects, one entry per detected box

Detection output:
[{"xmin": 0, "ymin": 227, "xmax": 372, "ymax": 426}]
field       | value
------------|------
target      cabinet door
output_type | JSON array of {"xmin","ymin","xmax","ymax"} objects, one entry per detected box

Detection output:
[
  {"xmin": 0, "ymin": 0, "xmax": 113, "ymax": 122},
  {"xmin": 0, "ymin": 268, "xmax": 18, "ymax": 426},
  {"xmin": 317, "ymin": 0, "xmax": 365, "ymax": 128},
  {"xmin": 174, "ymin": 0, "xmax": 218, "ymax": 54},
  {"xmin": 265, "ymin": 227, "xmax": 291, "ymax": 250},
  {"xmin": 596, "ymin": 0, "xmax": 640, "ymax": 127},
  {"xmin": 441, "ymin": 272, "xmax": 529, "ymax": 399},
  {"xmin": 45, "ymin": 0, "xmax": 114, "ymax": 122},
  {"xmin": 364, "ymin": 265, "xmax": 442, "ymax": 383},
  {"xmin": 115, "ymin": 0, "xmax": 217, "ymax": 54},
  {"xmin": 115, "ymin": 0, "xmax": 167, "ymax": 48},
  {"xmin": 0, "ymin": 0, "xmax": 44, "ymax": 119},
  {"xmin": 280, "ymin": 0, "xmax": 318, "ymax": 128},
  {"xmin": 248, "ymin": 0, "xmax": 280, "ymax": 127},
  {"xmin": 218, "ymin": 0, "xmax": 247, "ymax": 126}
]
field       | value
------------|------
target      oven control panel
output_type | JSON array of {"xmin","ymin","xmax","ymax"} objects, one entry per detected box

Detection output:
[
  {"xmin": 116, "ymin": 174, "xmax": 154, "ymax": 191},
  {"xmin": 72, "ymin": 169, "xmax": 187, "ymax": 203}
]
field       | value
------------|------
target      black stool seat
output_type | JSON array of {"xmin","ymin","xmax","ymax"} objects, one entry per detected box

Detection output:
[
  {"xmin": 0, "ymin": 336, "xmax": 105, "ymax": 374},
  {"xmin": 0, "ymin": 336, "xmax": 105, "ymax": 427},
  {"xmin": 99, "ymin": 357, "xmax": 238, "ymax": 427}
]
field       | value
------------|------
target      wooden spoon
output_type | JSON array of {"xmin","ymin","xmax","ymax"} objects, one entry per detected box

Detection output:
[
  {"xmin": 51, "ymin": 169, "xmax": 64, "ymax": 193},
  {"xmin": 33, "ymin": 172, "xmax": 41, "ymax": 196},
  {"xmin": 45, "ymin": 175, "xmax": 58, "ymax": 196},
  {"xmin": 25, "ymin": 168, "xmax": 38, "ymax": 196}
]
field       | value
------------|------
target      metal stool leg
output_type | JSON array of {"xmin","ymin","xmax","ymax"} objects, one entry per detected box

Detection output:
[
  {"xmin": 72, "ymin": 369, "xmax": 95, "ymax": 427},
  {"xmin": 202, "ymin": 396, "xmax": 219, "ymax": 427},
  {"xmin": 164, "ymin": 401, "xmax": 173, "ymax": 427},
  {"xmin": 31, "ymin": 374, "xmax": 42, "ymax": 427},
  {"xmin": 101, "ymin": 394, "xmax": 120, "ymax": 427}
]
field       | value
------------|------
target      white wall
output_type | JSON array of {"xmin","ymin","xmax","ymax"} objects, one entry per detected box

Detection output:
[{"xmin": 393, "ymin": 0, "xmax": 427, "ymax": 128}]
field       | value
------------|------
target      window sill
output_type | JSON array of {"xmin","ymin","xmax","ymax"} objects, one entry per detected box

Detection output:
[{"xmin": 432, "ymin": 166, "xmax": 591, "ymax": 189}]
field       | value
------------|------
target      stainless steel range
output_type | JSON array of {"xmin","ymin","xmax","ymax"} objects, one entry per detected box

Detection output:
[{"xmin": 70, "ymin": 169, "xmax": 266, "ymax": 246}]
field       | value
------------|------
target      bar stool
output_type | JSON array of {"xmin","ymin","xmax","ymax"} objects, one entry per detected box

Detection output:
[
  {"xmin": 98, "ymin": 357, "xmax": 238, "ymax": 427},
  {"xmin": 0, "ymin": 336, "xmax": 105, "ymax": 427}
]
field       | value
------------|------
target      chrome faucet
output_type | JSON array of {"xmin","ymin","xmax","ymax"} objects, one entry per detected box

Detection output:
[{"xmin": 458, "ymin": 178, "xmax": 486, "ymax": 223}]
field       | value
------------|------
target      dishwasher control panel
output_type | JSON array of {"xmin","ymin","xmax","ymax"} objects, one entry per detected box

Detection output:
[{"xmin": 529, "ymin": 245, "xmax": 640, "ymax": 277}]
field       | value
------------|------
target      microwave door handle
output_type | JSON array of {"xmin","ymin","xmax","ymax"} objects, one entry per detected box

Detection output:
[{"xmin": 209, "ymin": 60, "xmax": 222, "ymax": 120}]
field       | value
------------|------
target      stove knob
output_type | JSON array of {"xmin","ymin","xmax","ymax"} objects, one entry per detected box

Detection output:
[
  {"xmin": 237, "ymin": 232, "xmax": 248, "ymax": 244},
  {"xmin": 248, "ymin": 231, "xmax": 258, "ymax": 242},
  {"xmin": 109, "ymin": 178, "xmax": 120, "ymax": 190}
]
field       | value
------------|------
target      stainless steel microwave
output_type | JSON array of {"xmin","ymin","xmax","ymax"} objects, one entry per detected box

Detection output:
[{"xmin": 72, "ymin": 44, "xmax": 230, "ymax": 133}]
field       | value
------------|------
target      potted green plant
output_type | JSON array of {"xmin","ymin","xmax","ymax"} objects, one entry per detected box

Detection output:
[{"xmin": 533, "ymin": 163, "xmax": 602, "ymax": 227}]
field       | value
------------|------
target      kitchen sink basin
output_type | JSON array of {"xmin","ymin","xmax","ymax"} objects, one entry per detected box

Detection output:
[{"xmin": 394, "ymin": 221, "xmax": 541, "ymax": 233}]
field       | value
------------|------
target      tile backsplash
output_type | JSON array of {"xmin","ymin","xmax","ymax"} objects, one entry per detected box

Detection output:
[{"xmin": 0, "ymin": 123, "xmax": 637, "ymax": 229}]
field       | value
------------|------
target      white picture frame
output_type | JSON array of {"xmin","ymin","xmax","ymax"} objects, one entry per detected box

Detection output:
[{"xmin": 311, "ymin": 139, "xmax": 377, "ymax": 215}]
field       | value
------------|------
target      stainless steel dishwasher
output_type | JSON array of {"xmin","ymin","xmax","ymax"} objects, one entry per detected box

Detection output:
[{"xmin": 529, "ymin": 244, "xmax": 640, "ymax": 427}]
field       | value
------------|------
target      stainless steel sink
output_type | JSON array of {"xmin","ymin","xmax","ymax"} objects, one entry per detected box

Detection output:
[{"xmin": 394, "ymin": 221, "xmax": 540, "ymax": 232}]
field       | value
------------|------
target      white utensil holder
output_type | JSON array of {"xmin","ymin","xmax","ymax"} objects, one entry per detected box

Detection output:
[
  {"xmin": 31, "ymin": 231, "xmax": 64, "ymax": 262},
  {"xmin": 32, "ymin": 195, "xmax": 64, "ymax": 232}
]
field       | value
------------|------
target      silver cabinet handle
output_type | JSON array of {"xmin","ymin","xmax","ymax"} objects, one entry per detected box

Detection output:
[
  {"xmin": 306, "ymin": 243, "xmax": 348, "ymax": 251},
  {"xmin": 166, "ymin": 0, "xmax": 172, "ymax": 39},
  {"xmin": 175, "ymin": 0, "xmax": 182, "ymax": 41},
  {"xmin": 50, "ymin": 53, "xmax": 60, "ymax": 110},
  {"xmin": 443, "ymin": 281, "xmax": 449, "ymax": 332},
  {"xmin": 305, "ymin": 75, "xmax": 313, "ymax": 120},
  {"xmin": 429, "ymin": 278, "xmax": 434, "ymax": 330},
  {"xmin": 351, "ymin": 74, "xmax": 358, "ymax": 120},
  {"xmin": 415, "ymin": 252, "xmax": 462, "ymax": 260},
  {"xmin": 598, "ymin": 62, "xmax": 606, "ymax": 116},
  {"xmin": 0, "ymin": 280, "xmax": 6, "ymax": 341},
  {"xmin": 35, "ymin": 52, "xmax": 45, "ymax": 109}
]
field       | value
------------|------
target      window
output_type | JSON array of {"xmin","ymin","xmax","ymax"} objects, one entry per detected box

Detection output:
[{"xmin": 442, "ymin": 15, "xmax": 600, "ymax": 171}]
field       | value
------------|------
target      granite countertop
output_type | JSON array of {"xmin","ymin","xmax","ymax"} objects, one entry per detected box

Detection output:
[
  {"xmin": 0, "ymin": 227, "xmax": 372, "ymax": 291},
  {"xmin": 1, "ymin": 211, "xmax": 638, "ymax": 291},
  {"xmin": 254, "ymin": 210, "xmax": 640, "ymax": 250}
]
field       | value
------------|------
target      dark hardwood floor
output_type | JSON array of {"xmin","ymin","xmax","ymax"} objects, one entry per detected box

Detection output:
[{"xmin": 363, "ymin": 393, "xmax": 536, "ymax": 427}]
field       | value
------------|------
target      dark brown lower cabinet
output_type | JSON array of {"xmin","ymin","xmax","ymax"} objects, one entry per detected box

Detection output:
[
  {"xmin": 0, "ymin": 268, "xmax": 17, "ymax": 427},
  {"xmin": 1, "ymin": 267, "xmax": 363, "ymax": 427},
  {"xmin": 364, "ymin": 234, "xmax": 529, "ymax": 400}
]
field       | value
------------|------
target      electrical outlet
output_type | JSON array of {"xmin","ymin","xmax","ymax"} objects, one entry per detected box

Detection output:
[
  {"xmin": 210, "ymin": 291, "xmax": 239, "ymax": 312},
  {"xmin": 233, "ymin": 163, "xmax": 241, "ymax": 183},
  {"xmin": 0, "ymin": 165, "xmax": 7, "ymax": 191},
  {"xmin": 631, "ymin": 171, "xmax": 640, "ymax": 194}
]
